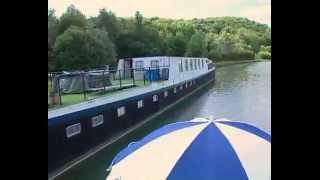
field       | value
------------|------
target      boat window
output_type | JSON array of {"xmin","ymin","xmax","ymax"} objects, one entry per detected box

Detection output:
[
  {"xmin": 180, "ymin": 85, "xmax": 183, "ymax": 90},
  {"xmin": 151, "ymin": 60, "xmax": 159, "ymax": 69},
  {"xmin": 179, "ymin": 61, "xmax": 183, "ymax": 72},
  {"xmin": 164, "ymin": 91, "xmax": 168, "ymax": 97},
  {"xmin": 153, "ymin": 95, "xmax": 158, "ymax": 102},
  {"xmin": 137, "ymin": 100, "xmax": 144, "ymax": 109},
  {"xmin": 198, "ymin": 59, "xmax": 201, "ymax": 69},
  {"xmin": 190, "ymin": 59, "xmax": 193, "ymax": 70},
  {"xmin": 185, "ymin": 83, "xmax": 188, "ymax": 88},
  {"xmin": 174, "ymin": 87, "xmax": 177, "ymax": 94},
  {"xmin": 117, "ymin": 106, "xmax": 126, "ymax": 117},
  {"xmin": 202, "ymin": 59, "xmax": 204, "ymax": 68},
  {"xmin": 66, "ymin": 123, "xmax": 81, "ymax": 138},
  {"xmin": 185, "ymin": 60, "xmax": 189, "ymax": 71},
  {"xmin": 135, "ymin": 61, "xmax": 144, "ymax": 69},
  {"xmin": 194, "ymin": 59, "xmax": 197, "ymax": 70},
  {"xmin": 91, "ymin": 114, "xmax": 104, "ymax": 127}
]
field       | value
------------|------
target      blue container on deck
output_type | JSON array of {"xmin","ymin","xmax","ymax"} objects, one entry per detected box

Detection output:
[{"xmin": 144, "ymin": 69, "xmax": 160, "ymax": 81}]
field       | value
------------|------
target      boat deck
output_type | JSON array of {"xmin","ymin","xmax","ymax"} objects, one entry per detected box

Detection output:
[{"xmin": 48, "ymin": 68, "xmax": 215, "ymax": 120}]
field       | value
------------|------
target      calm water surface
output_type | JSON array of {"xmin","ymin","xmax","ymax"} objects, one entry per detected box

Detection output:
[{"xmin": 56, "ymin": 61, "xmax": 271, "ymax": 180}]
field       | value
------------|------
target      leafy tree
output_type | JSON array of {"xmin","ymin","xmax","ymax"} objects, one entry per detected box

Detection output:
[
  {"xmin": 57, "ymin": 5, "xmax": 87, "ymax": 35},
  {"xmin": 54, "ymin": 26, "xmax": 116, "ymax": 70},
  {"xmin": 166, "ymin": 33, "xmax": 187, "ymax": 56},
  {"xmin": 185, "ymin": 32, "xmax": 207, "ymax": 57},
  {"xmin": 256, "ymin": 45, "xmax": 271, "ymax": 59},
  {"xmin": 48, "ymin": 9, "xmax": 59, "ymax": 71},
  {"xmin": 96, "ymin": 9, "xmax": 120, "ymax": 41}
]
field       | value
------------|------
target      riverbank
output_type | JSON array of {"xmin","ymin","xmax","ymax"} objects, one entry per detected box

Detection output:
[{"xmin": 215, "ymin": 59, "xmax": 270, "ymax": 67}]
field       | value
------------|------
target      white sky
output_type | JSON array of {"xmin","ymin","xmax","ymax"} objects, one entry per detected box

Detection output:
[{"xmin": 48, "ymin": 0, "xmax": 271, "ymax": 25}]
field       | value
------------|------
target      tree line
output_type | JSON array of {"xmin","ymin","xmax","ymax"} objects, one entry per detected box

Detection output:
[{"xmin": 48, "ymin": 5, "xmax": 271, "ymax": 71}]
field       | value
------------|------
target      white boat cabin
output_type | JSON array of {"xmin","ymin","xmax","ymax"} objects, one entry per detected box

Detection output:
[{"xmin": 117, "ymin": 56, "xmax": 213, "ymax": 83}]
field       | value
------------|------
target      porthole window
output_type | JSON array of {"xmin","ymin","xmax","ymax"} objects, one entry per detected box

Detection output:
[
  {"xmin": 137, "ymin": 100, "xmax": 144, "ymax": 109},
  {"xmin": 117, "ymin": 106, "xmax": 126, "ymax": 117},
  {"xmin": 153, "ymin": 95, "xmax": 158, "ymax": 102},
  {"xmin": 66, "ymin": 123, "xmax": 81, "ymax": 138},
  {"xmin": 91, "ymin": 114, "xmax": 104, "ymax": 127}
]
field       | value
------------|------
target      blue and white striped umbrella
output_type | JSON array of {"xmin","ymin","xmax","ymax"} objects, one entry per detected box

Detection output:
[{"xmin": 107, "ymin": 118, "xmax": 271, "ymax": 180}]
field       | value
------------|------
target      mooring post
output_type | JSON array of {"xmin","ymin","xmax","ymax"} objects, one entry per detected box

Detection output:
[
  {"xmin": 143, "ymin": 68, "xmax": 146, "ymax": 85},
  {"xmin": 149, "ymin": 67, "xmax": 151, "ymax": 84},
  {"xmin": 119, "ymin": 70, "xmax": 122, "ymax": 89},
  {"xmin": 57, "ymin": 77, "xmax": 62, "ymax": 105},
  {"xmin": 103, "ymin": 69, "xmax": 106, "ymax": 93},
  {"xmin": 50, "ymin": 73, "xmax": 53, "ymax": 89},
  {"xmin": 132, "ymin": 68, "xmax": 135, "ymax": 86},
  {"xmin": 82, "ymin": 72, "xmax": 86, "ymax": 100}
]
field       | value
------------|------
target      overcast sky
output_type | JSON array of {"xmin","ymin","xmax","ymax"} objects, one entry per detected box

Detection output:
[{"xmin": 48, "ymin": 0, "xmax": 271, "ymax": 25}]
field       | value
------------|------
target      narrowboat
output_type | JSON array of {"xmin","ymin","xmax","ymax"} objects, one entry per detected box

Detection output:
[{"xmin": 48, "ymin": 56, "xmax": 216, "ymax": 175}]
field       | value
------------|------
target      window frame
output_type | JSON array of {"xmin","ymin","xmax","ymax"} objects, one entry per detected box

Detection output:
[
  {"xmin": 150, "ymin": 60, "xmax": 159, "ymax": 69},
  {"xmin": 185, "ymin": 60, "xmax": 189, "ymax": 71},
  {"xmin": 91, "ymin": 114, "xmax": 104, "ymax": 127},
  {"xmin": 153, "ymin": 95, "xmax": 158, "ymax": 102},
  {"xmin": 164, "ymin": 90, "xmax": 168, "ymax": 97},
  {"xmin": 66, "ymin": 123, "xmax": 81, "ymax": 138},
  {"xmin": 135, "ymin": 61, "xmax": 144, "ymax": 70},
  {"xmin": 137, "ymin": 100, "xmax": 144, "ymax": 109},
  {"xmin": 117, "ymin": 106, "xmax": 126, "ymax": 117}
]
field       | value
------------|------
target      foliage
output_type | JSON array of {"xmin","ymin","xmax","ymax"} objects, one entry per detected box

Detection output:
[
  {"xmin": 54, "ymin": 26, "xmax": 116, "ymax": 70},
  {"xmin": 48, "ymin": 6, "xmax": 271, "ymax": 71},
  {"xmin": 57, "ymin": 5, "xmax": 87, "ymax": 35}
]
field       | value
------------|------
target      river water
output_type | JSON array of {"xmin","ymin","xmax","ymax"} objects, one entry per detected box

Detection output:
[{"xmin": 56, "ymin": 61, "xmax": 271, "ymax": 180}]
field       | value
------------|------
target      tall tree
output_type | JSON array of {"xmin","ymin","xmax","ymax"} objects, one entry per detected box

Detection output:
[
  {"xmin": 48, "ymin": 9, "xmax": 59, "ymax": 71},
  {"xmin": 185, "ymin": 32, "xmax": 207, "ymax": 57},
  {"xmin": 96, "ymin": 9, "xmax": 120, "ymax": 41},
  {"xmin": 57, "ymin": 5, "xmax": 87, "ymax": 35},
  {"xmin": 54, "ymin": 26, "xmax": 116, "ymax": 70}
]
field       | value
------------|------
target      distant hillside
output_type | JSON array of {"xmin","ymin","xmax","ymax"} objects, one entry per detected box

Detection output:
[{"xmin": 49, "ymin": 6, "xmax": 271, "ymax": 71}]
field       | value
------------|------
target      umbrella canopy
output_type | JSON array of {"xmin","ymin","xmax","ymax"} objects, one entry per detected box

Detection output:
[{"xmin": 106, "ymin": 118, "xmax": 271, "ymax": 180}]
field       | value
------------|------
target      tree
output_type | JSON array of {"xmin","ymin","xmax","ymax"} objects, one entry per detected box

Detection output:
[
  {"xmin": 48, "ymin": 9, "xmax": 59, "ymax": 71},
  {"xmin": 54, "ymin": 26, "xmax": 116, "ymax": 70},
  {"xmin": 57, "ymin": 5, "xmax": 87, "ymax": 35},
  {"xmin": 166, "ymin": 33, "xmax": 187, "ymax": 56},
  {"xmin": 185, "ymin": 32, "xmax": 207, "ymax": 57},
  {"xmin": 96, "ymin": 9, "xmax": 120, "ymax": 41},
  {"xmin": 256, "ymin": 45, "xmax": 271, "ymax": 59},
  {"xmin": 135, "ymin": 11, "xmax": 143, "ymax": 29}
]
